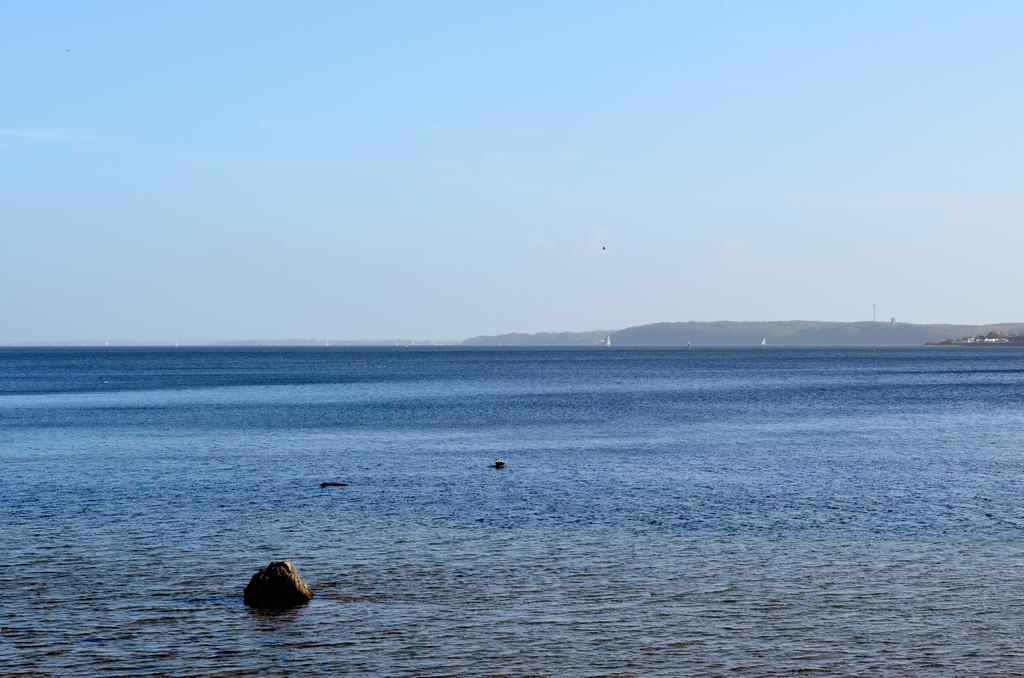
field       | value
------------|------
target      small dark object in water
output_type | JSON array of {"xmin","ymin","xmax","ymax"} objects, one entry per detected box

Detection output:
[
  {"xmin": 493, "ymin": 459, "xmax": 506, "ymax": 469},
  {"xmin": 319, "ymin": 481, "xmax": 348, "ymax": 488},
  {"xmin": 243, "ymin": 561, "xmax": 313, "ymax": 608}
]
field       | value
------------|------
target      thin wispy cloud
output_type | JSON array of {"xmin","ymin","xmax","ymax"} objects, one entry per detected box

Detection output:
[
  {"xmin": 664, "ymin": 189, "xmax": 1024, "ymax": 216},
  {"xmin": 258, "ymin": 120, "xmax": 345, "ymax": 133},
  {"xmin": 207, "ymin": 153, "xmax": 461, "ymax": 173},
  {"xmin": 794, "ymin": 189, "xmax": 1024, "ymax": 213},
  {"xmin": 715, "ymin": 235, "xmax": 755, "ymax": 255},
  {"xmin": 0, "ymin": 128, "xmax": 94, "ymax": 142},
  {"xmin": 481, "ymin": 151, "xmax": 542, "ymax": 168},
  {"xmin": 528, "ymin": 227, "xmax": 611, "ymax": 258},
  {"xmin": 417, "ymin": 124, "xmax": 461, "ymax": 136}
]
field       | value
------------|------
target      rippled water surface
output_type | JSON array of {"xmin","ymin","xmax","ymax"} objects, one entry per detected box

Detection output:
[{"xmin": 3, "ymin": 347, "xmax": 1024, "ymax": 675}]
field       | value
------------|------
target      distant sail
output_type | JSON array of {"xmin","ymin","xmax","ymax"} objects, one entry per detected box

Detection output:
[
  {"xmin": 761, "ymin": 337, "xmax": 767, "ymax": 346},
  {"xmin": 604, "ymin": 335, "xmax": 613, "ymax": 348}
]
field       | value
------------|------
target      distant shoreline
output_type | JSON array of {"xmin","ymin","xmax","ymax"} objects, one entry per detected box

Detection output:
[
  {"xmin": 925, "ymin": 342, "xmax": 1024, "ymax": 347},
  {"xmin": 7, "ymin": 320, "xmax": 1024, "ymax": 349},
  {"xmin": 463, "ymin": 320, "xmax": 1024, "ymax": 348},
  {"xmin": 4, "ymin": 344, "xmax": 1024, "ymax": 351}
]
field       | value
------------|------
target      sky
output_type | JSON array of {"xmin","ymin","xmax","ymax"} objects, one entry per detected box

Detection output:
[{"xmin": 2, "ymin": 1, "xmax": 1023, "ymax": 342}]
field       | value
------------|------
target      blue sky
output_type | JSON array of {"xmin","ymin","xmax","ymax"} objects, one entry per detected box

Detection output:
[{"xmin": 2, "ymin": 1, "xmax": 1022, "ymax": 341}]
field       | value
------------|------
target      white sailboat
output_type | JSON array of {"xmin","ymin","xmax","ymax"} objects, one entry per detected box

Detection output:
[
  {"xmin": 760, "ymin": 337, "xmax": 767, "ymax": 346},
  {"xmin": 604, "ymin": 335, "xmax": 613, "ymax": 348}
]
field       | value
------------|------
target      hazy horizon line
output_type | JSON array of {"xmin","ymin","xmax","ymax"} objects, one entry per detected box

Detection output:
[{"xmin": 4, "ymin": 318, "xmax": 1024, "ymax": 347}]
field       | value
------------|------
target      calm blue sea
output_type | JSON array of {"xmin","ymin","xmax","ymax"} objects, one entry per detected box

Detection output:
[{"xmin": 2, "ymin": 347, "xmax": 1024, "ymax": 674}]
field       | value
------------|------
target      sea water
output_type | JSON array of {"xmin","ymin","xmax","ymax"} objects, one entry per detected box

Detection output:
[{"xmin": 2, "ymin": 347, "xmax": 1023, "ymax": 674}]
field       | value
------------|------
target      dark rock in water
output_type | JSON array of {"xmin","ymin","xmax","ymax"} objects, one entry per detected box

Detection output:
[
  {"xmin": 243, "ymin": 561, "xmax": 313, "ymax": 608},
  {"xmin": 319, "ymin": 481, "xmax": 348, "ymax": 488}
]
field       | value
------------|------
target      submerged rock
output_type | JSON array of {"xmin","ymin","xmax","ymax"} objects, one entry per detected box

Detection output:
[
  {"xmin": 243, "ymin": 561, "xmax": 313, "ymax": 608},
  {"xmin": 319, "ymin": 481, "xmax": 348, "ymax": 488}
]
